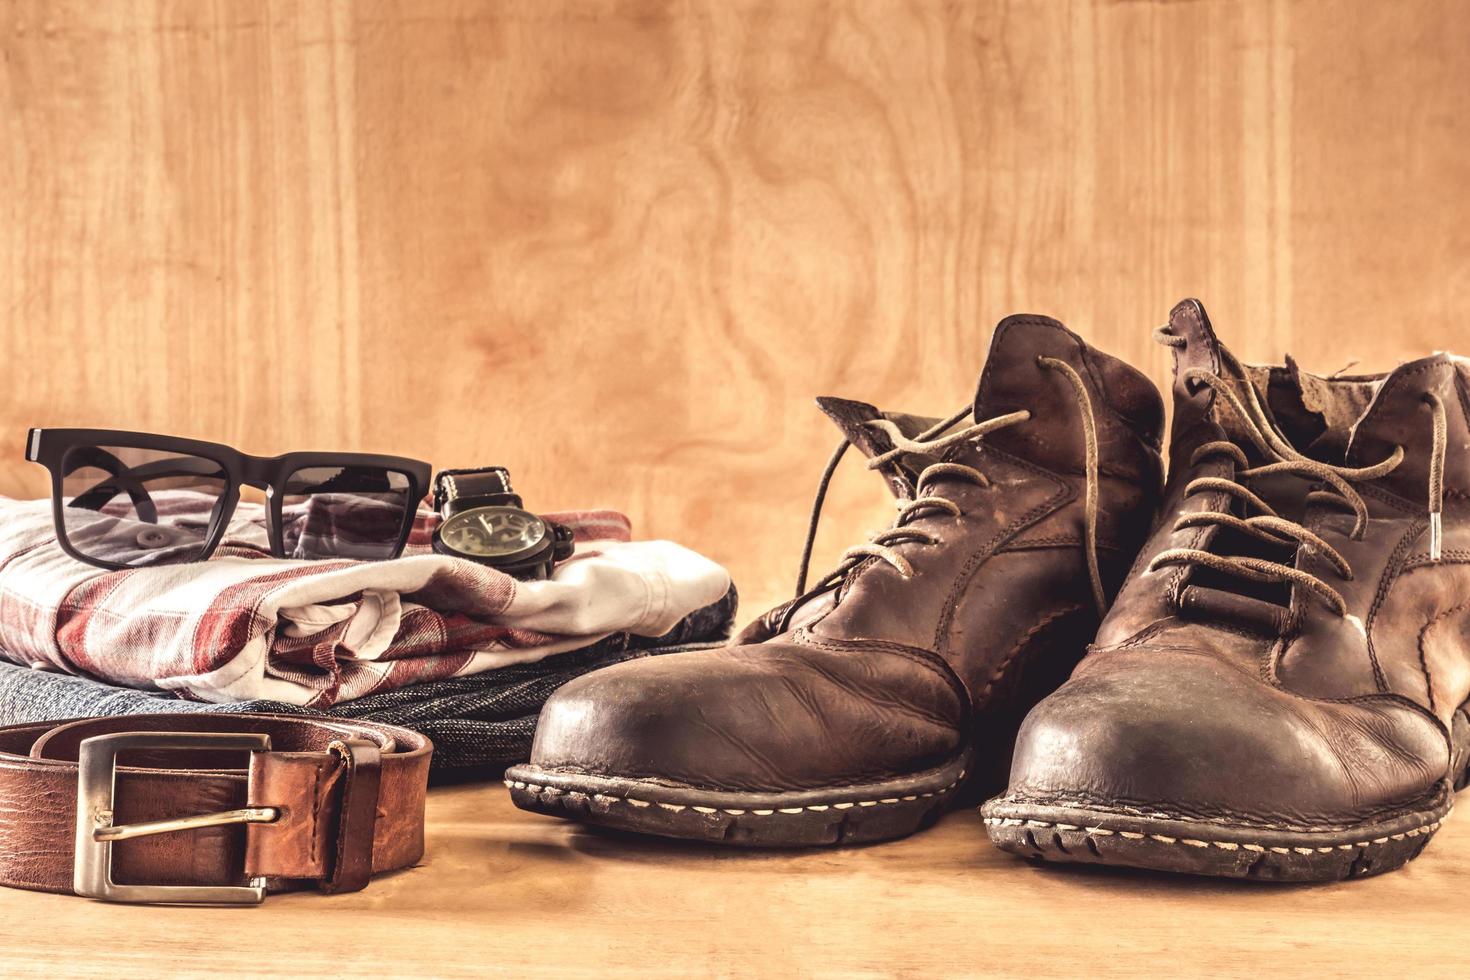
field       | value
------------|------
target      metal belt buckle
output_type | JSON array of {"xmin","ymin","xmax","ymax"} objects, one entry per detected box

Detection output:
[{"xmin": 73, "ymin": 731, "xmax": 280, "ymax": 905}]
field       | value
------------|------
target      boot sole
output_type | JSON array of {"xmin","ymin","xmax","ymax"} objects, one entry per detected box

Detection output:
[
  {"xmin": 504, "ymin": 750, "xmax": 972, "ymax": 847},
  {"xmin": 980, "ymin": 785, "xmax": 1453, "ymax": 882}
]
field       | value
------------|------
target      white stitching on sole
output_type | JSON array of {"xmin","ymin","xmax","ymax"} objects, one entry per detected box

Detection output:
[
  {"xmin": 512, "ymin": 774, "xmax": 965, "ymax": 815},
  {"xmin": 992, "ymin": 795, "xmax": 1456, "ymax": 833},
  {"xmin": 981, "ymin": 815, "xmax": 1443, "ymax": 853}
]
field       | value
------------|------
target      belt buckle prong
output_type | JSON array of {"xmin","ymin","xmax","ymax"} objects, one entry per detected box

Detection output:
[{"xmin": 72, "ymin": 731, "xmax": 279, "ymax": 905}]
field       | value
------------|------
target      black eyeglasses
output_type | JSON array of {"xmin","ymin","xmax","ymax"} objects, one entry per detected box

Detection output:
[{"xmin": 25, "ymin": 428, "xmax": 431, "ymax": 570}]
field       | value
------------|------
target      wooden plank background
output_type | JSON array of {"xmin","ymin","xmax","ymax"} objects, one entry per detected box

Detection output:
[{"xmin": 3, "ymin": 0, "xmax": 1468, "ymax": 619}]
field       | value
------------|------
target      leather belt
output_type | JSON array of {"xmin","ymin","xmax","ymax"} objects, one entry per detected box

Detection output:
[{"xmin": 0, "ymin": 713, "xmax": 432, "ymax": 905}]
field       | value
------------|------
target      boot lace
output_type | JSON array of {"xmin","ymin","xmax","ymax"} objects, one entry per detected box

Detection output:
[
  {"xmin": 1149, "ymin": 326, "xmax": 1449, "ymax": 617},
  {"xmin": 791, "ymin": 356, "xmax": 1107, "ymax": 621}
]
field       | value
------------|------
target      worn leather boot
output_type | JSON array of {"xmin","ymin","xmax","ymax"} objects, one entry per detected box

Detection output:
[
  {"xmin": 505, "ymin": 316, "xmax": 1164, "ymax": 845},
  {"xmin": 985, "ymin": 298, "xmax": 1470, "ymax": 880}
]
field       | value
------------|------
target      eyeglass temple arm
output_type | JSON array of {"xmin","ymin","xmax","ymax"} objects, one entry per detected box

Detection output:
[
  {"xmin": 65, "ymin": 453, "xmax": 228, "ymax": 522},
  {"xmin": 63, "ymin": 448, "xmax": 163, "ymax": 524}
]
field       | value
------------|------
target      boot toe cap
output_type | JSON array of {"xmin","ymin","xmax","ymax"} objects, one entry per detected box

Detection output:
[
  {"xmin": 529, "ymin": 639, "xmax": 966, "ymax": 793},
  {"xmin": 1003, "ymin": 650, "xmax": 1448, "ymax": 824}
]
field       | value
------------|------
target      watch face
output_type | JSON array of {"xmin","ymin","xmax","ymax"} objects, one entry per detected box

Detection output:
[{"xmin": 438, "ymin": 506, "xmax": 547, "ymax": 560}]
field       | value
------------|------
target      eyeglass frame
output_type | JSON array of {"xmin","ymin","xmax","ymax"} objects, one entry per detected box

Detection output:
[{"xmin": 25, "ymin": 427, "xmax": 432, "ymax": 571}]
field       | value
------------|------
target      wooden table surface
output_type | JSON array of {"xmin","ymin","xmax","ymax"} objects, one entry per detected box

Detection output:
[
  {"xmin": 2, "ymin": 3, "xmax": 1468, "ymax": 976},
  {"xmin": 1, "ymin": 780, "xmax": 1464, "ymax": 978}
]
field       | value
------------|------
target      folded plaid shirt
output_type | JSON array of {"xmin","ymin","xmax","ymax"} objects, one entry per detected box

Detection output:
[{"xmin": 0, "ymin": 495, "xmax": 731, "ymax": 707}]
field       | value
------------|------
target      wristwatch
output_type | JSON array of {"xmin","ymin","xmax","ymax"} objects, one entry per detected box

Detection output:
[{"xmin": 430, "ymin": 467, "xmax": 575, "ymax": 579}]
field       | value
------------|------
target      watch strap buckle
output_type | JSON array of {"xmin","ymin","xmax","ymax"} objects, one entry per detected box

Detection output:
[{"xmin": 551, "ymin": 522, "xmax": 577, "ymax": 562}]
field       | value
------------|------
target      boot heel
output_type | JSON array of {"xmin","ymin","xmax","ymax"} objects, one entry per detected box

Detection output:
[{"xmin": 1453, "ymin": 699, "xmax": 1470, "ymax": 791}]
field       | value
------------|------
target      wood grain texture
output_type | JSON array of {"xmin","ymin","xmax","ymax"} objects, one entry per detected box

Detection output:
[
  {"xmin": 0, "ymin": 784, "xmax": 1467, "ymax": 978},
  {"xmin": 3, "ymin": 0, "xmax": 1469, "ymax": 617},
  {"xmin": 1, "ymin": 4, "xmax": 1469, "ymax": 972}
]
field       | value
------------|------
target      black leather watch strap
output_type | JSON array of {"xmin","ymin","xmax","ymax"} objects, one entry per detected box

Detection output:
[
  {"xmin": 430, "ymin": 467, "xmax": 577, "ymax": 578},
  {"xmin": 433, "ymin": 467, "xmax": 521, "ymax": 516}
]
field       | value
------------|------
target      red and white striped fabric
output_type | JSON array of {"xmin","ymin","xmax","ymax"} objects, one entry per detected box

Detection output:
[{"xmin": 0, "ymin": 496, "xmax": 730, "ymax": 707}]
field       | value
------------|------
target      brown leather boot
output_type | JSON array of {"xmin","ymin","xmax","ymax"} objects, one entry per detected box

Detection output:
[
  {"xmin": 505, "ymin": 316, "xmax": 1164, "ymax": 845},
  {"xmin": 985, "ymin": 298, "xmax": 1470, "ymax": 880}
]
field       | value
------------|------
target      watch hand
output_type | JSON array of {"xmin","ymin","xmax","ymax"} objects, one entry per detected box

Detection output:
[{"xmin": 478, "ymin": 514, "xmax": 494, "ymax": 533}]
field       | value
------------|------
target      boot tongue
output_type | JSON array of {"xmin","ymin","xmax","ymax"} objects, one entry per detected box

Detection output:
[
  {"xmin": 971, "ymin": 313, "xmax": 1080, "ymax": 420},
  {"xmin": 1233, "ymin": 355, "xmax": 1380, "ymax": 464},
  {"xmin": 971, "ymin": 312, "xmax": 1164, "ymax": 477},
  {"xmin": 815, "ymin": 396, "xmax": 944, "ymax": 499},
  {"xmin": 1209, "ymin": 365, "xmax": 1277, "ymax": 458},
  {"xmin": 1278, "ymin": 354, "xmax": 1378, "ymax": 460},
  {"xmin": 1345, "ymin": 354, "xmax": 1467, "ymax": 503},
  {"xmin": 1168, "ymin": 299, "xmax": 1365, "ymax": 464}
]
